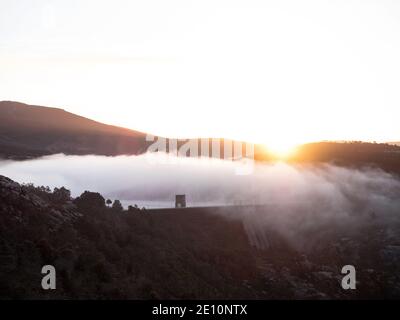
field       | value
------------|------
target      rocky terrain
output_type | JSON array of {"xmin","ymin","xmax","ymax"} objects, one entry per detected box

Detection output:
[{"xmin": 0, "ymin": 175, "xmax": 400, "ymax": 299}]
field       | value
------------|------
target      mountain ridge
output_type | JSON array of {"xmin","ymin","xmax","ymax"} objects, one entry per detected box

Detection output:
[
  {"xmin": 0, "ymin": 101, "xmax": 149, "ymax": 159},
  {"xmin": 1, "ymin": 101, "xmax": 400, "ymax": 176}
]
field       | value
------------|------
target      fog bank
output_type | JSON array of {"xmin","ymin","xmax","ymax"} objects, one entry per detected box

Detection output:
[{"xmin": 1, "ymin": 153, "xmax": 400, "ymax": 250}]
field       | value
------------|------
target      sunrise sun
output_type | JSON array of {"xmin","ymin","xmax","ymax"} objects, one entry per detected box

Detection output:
[{"xmin": 263, "ymin": 140, "xmax": 299, "ymax": 159}]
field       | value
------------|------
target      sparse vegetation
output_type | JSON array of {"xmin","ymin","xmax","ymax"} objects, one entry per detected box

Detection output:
[{"xmin": 1, "ymin": 175, "xmax": 400, "ymax": 299}]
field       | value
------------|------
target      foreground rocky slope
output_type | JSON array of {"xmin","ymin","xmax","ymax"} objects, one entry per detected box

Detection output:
[{"xmin": 0, "ymin": 175, "xmax": 399, "ymax": 299}]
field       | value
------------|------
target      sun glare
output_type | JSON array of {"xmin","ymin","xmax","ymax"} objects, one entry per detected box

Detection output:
[{"xmin": 264, "ymin": 140, "xmax": 299, "ymax": 159}]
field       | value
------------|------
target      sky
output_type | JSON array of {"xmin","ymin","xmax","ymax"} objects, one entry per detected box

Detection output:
[{"xmin": 1, "ymin": 0, "xmax": 400, "ymax": 154}]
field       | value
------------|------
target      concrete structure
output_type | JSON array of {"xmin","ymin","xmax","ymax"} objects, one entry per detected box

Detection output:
[{"xmin": 175, "ymin": 194, "xmax": 186, "ymax": 208}]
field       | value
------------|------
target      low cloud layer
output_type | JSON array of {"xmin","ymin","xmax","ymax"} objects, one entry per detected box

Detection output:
[{"xmin": 1, "ymin": 153, "xmax": 400, "ymax": 251}]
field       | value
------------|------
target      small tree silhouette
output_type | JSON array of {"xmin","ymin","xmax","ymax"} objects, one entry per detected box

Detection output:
[
  {"xmin": 73, "ymin": 191, "xmax": 105, "ymax": 211},
  {"xmin": 112, "ymin": 200, "xmax": 123, "ymax": 212},
  {"xmin": 53, "ymin": 187, "xmax": 71, "ymax": 204}
]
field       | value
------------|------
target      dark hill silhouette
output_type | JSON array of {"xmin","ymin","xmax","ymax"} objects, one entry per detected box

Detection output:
[
  {"xmin": 1, "ymin": 174, "xmax": 399, "ymax": 299},
  {"xmin": 255, "ymin": 141, "xmax": 400, "ymax": 175},
  {"xmin": 290, "ymin": 141, "xmax": 400, "ymax": 175},
  {"xmin": 0, "ymin": 101, "xmax": 148, "ymax": 159},
  {"xmin": 1, "ymin": 101, "xmax": 400, "ymax": 175},
  {"xmin": 0, "ymin": 101, "xmax": 253, "ymax": 160}
]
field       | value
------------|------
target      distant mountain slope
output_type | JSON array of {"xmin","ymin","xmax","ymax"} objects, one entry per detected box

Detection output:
[
  {"xmin": 0, "ymin": 101, "xmax": 149, "ymax": 159},
  {"xmin": 290, "ymin": 141, "xmax": 400, "ymax": 174},
  {"xmin": 1, "ymin": 101, "xmax": 400, "ymax": 175},
  {"xmin": 253, "ymin": 141, "xmax": 400, "ymax": 174},
  {"xmin": 0, "ymin": 101, "xmax": 268, "ymax": 161}
]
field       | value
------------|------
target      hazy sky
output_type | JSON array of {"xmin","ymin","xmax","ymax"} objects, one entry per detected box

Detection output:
[{"xmin": 1, "ymin": 0, "xmax": 400, "ymax": 152}]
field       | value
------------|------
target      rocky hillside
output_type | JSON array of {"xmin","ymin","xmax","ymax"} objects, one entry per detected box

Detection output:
[{"xmin": 0, "ymin": 175, "xmax": 400, "ymax": 299}]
